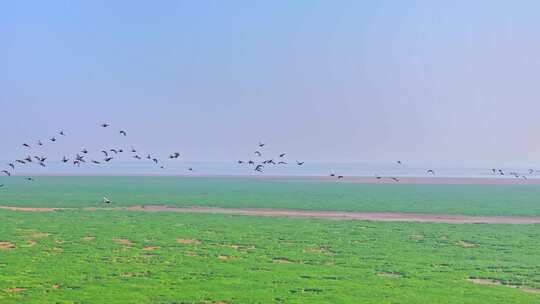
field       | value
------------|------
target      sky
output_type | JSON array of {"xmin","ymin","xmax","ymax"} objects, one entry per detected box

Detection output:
[{"xmin": 2, "ymin": 1, "xmax": 540, "ymax": 169}]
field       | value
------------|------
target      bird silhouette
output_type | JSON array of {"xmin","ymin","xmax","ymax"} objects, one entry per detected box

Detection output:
[
  {"xmin": 238, "ymin": 160, "xmax": 244, "ymax": 164},
  {"xmin": 131, "ymin": 147, "xmax": 137, "ymax": 153},
  {"xmin": 338, "ymin": 175, "xmax": 344, "ymax": 179},
  {"xmin": 110, "ymin": 149, "xmax": 118, "ymax": 154},
  {"xmin": 375, "ymin": 175, "xmax": 382, "ymax": 180},
  {"xmin": 62, "ymin": 156, "xmax": 69, "ymax": 163},
  {"xmin": 397, "ymin": 161, "xmax": 402, "ymax": 165},
  {"xmin": 39, "ymin": 162, "xmax": 46, "ymax": 167},
  {"xmin": 23, "ymin": 143, "xmax": 30, "ymax": 148},
  {"xmin": 103, "ymin": 197, "xmax": 111, "ymax": 204},
  {"xmin": 254, "ymin": 151, "xmax": 262, "ymax": 157},
  {"xmin": 279, "ymin": 153, "xmax": 286, "ymax": 158},
  {"xmin": 296, "ymin": 161, "xmax": 304, "ymax": 166},
  {"xmin": 259, "ymin": 142, "xmax": 265, "ymax": 148},
  {"xmin": 133, "ymin": 155, "xmax": 141, "ymax": 160},
  {"xmin": 91, "ymin": 160, "xmax": 101, "ymax": 164},
  {"xmin": 8, "ymin": 163, "xmax": 15, "ymax": 170},
  {"xmin": 119, "ymin": 130, "xmax": 127, "ymax": 136},
  {"xmin": 59, "ymin": 130, "xmax": 65, "ymax": 136},
  {"xmin": 16, "ymin": 159, "xmax": 26, "ymax": 164},
  {"xmin": 50, "ymin": 137, "xmax": 56, "ymax": 142},
  {"xmin": 81, "ymin": 149, "xmax": 88, "ymax": 154},
  {"xmin": 101, "ymin": 123, "xmax": 110, "ymax": 128},
  {"xmin": 25, "ymin": 177, "xmax": 35, "ymax": 182},
  {"xmin": 255, "ymin": 165, "xmax": 264, "ymax": 172},
  {"xmin": 248, "ymin": 160, "xmax": 255, "ymax": 165},
  {"xmin": 75, "ymin": 154, "xmax": 86, "ymax": 162},
  {"xmin": 101, "ymin": 150, "xmax": 109, "ymax": 157},
  {"xmin": 104, "ymin": 157, "xmax": 114, "ymax": 162},
  {"xmin": 24, "ymin": 156, "xmax": 32, "ymax": 163},
  {"xmin": 37, "ymin": 140, "xmax": 43, "ymax": 146},
  {"xmin": 2, "ymin": 170, "xmax": 10, "ymax": 176},
  {"xmin": 330, "ymin": 173, "xmax": 335, "ymax": 177},
  {"xmin": 426, "ymin": 169, "xmax": 435, "ymax": 175},
  {"xmin": 278, "ymin": 161, "xmax": 287, "ymax": 165},
  {"xmin": 391, "ymin": 177, "xmax": 400, "ymax": 182},
  {"xmin": 152, "ymin": 158, "xmax": 158, "ymax": 164},
  {"xmin": 188, "ymin": 168, "xmax": 193, "ymax": 171}
]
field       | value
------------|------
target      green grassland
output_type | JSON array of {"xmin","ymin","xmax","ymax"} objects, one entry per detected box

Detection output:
[
  {"xmin": 0, "ymin": 210, "xmax": 539, "ymax": 303},
  {"xmin": 1, "ymin": 176, "xmax": 539, "ymax": 303},
  {"xmin": 1, "ymin": 176, "xmax": 540, "ymax": 215}
]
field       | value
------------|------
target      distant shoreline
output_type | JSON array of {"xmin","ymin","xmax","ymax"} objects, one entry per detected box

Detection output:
[{"xmin": 1, "ymin": 174, "xmax": 539, "ymax": 185}]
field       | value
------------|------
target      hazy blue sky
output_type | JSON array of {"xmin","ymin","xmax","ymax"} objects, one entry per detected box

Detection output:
[{"xmin": 2, "ymin": 1, "xmax": 540, "ymax": 167}]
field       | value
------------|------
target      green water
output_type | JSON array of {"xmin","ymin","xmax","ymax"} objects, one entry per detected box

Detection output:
[{"xmin": 1, "ymin": 176, "xmax": 540, "ymax": 215}]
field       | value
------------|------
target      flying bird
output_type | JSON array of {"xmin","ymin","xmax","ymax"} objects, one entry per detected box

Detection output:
[
  {"xmin": 25, "ymin": 177, "xmax": 35, "ymax": 182},
  {"xmin": 50, "ymin": 137, "xmax": 56, "ymax": 142},
  {"xmin": 131, "ymin": 147, "xmax": 137, "ymax": 153},
  {"xmin": 39, "ymin": 162, "xmax": 46, "ymax": 167},
  {"xmin": 426, "ymin": 169, "xmax": 435, "ymax": 175},
  {"xmin": 391, "ymin": 177, "xmax": 400, "ymax": 182},
  {"xmin": 375, "ymin": 175, "xmax": 382, "ymax": 180},
  {"xmin": 397, "ymin": 161, "xmax": 402, "ymax": 165},
  {"xmin": 238, "ymin": 160, "xmax": 244, "ymax": 164},
  {"xmin": 101, "ymin": 150, "xmax": 109, "ymax": 157},
  {"xmin": 37, "ymin": 140, "xmax": 43, "ymax": 146},
  {"xmin": 152, "ymin": 158, "xmax": 158, "ymax": 164},
  {"xmin": 16, "ymin": 159, "xmax": 26, "ymax": 164},
  {"xmin": 279, "ymin": 153, "xmax": 286, "ymax": 158},
  {"xmin": 91, "ymin": 160, "xmax": 101, "ymax": 164},
  {"xmin": 2, "ymin": 170, "xmax": 10, "ymax": 176},
  {"xmin": 59, "ymin": 130, "xmax": 65, "ymax": 136},
  {"xmin": 81, "ymin": 149, "xmax": 88, "ymax": 154},
  {"xmin": 254, "ymin": 151, "xmax": 262, "ymax": 157},
  {"xmin": 296, "ymin": 161, "xmax": 304, "ymax": 166},
  {"xmin": 24, "ymin": 156, "xmax": 32, "ymax": 163},
  {"xmin": 101, "ymin": 123, "xmax": 110, "ymax": 128},
  {"xmin": 133, "ymin": 155, "xmax": 141, "ymax": 160},
  {"xmin": 188, "ymin": 168, "xmax": 193, "ymax": 171},
  {"xmin": 110, "ymin": 149, "xmax": 118, "ymax": 154},
  {"xmin": 104, "ymin": 157, "xmax": 114, "ymax": 162},
  {"xmin": 119, "ymin": 130, "xmax": 127, "ymax": 136},
  {"xmin": 255, "ymin": 165, "xmax": 264, "ymax": 172},
  {"xmin": 330, "ymin": 173, "xmax": 336, "ymax": 177},
  {"xmin": 248, "ymin": 160, "xmax": 255, "ymax": 165},
  {"xmin": 62, "ymin": 156, "xmax": 69, "ymax": 163},
  {"xmin": 103, "ymin": 197, "xmax": 111, "ymax": 204},
  {"xmin": 337, "ymin": 175, "xmax": 344, "ymax": 179},
  {"xmin": 259, "ymin": 142, "xmax": 265, "ymax": 148},
  {"xmin": 23, "ymin": 143, "xmax": 30, "ymax": 148},
  {"xmin": 278, "ymin": 161, "xmax": 287, "ymax": 165},
  {"xmin": 8, "ymin": 163, "xmax": 15, "ymax": 170}
]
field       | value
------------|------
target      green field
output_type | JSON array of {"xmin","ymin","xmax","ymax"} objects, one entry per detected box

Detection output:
[
  {"xmin": 1, "ymin": 176, "xmax": 539, "ymax": 303},
  {"xmin": 1, "ymin": 176, "xmax": 540, "ymax": 215}
]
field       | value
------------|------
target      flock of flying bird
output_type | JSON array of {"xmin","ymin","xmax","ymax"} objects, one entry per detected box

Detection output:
[
  {"xmin": 0, "ymin": 123, "xmax": 188, "ymax": 188},
  {"xmin": 236, "ymin": 142, "xmax": 304, "ymax": 174},
  {"xmin": 0, "ymin": 124, "xmax": 537, "ymax": 189}
]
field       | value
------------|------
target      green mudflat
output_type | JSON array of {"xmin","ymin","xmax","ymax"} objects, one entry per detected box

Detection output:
[
  {"xmin": 1, "ymin": 176, "xmax": 540, "ymax": 216},
  {"xmin": 1, "ymin": 176, "xmax": 539, "ymax": 303}
]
